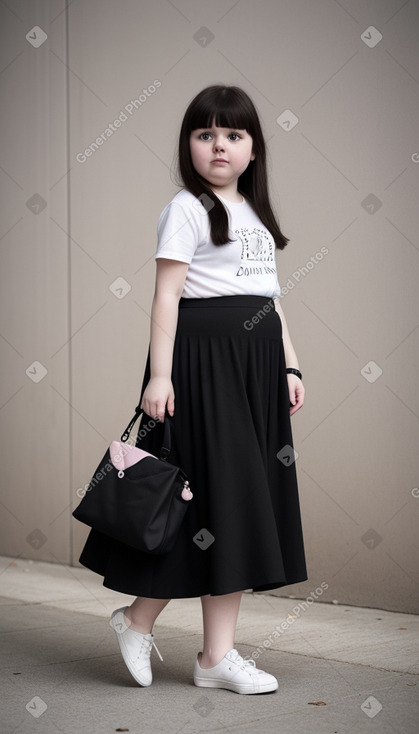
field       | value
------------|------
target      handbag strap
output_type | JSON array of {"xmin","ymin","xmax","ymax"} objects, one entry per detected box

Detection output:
[{"xmin": 120, "ymin": 405, "xmax": 172, "ymax": 461}]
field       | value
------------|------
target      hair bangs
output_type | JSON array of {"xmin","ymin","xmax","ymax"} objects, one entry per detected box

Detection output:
[{"xmin": 188, "ymin": 91, "xmax": 252, "ymax": 134}]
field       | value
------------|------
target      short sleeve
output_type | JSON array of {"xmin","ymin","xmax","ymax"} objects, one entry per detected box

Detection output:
[{"xmin": 155, "ymin": 201, "xmax": 200, "ymax": 263}]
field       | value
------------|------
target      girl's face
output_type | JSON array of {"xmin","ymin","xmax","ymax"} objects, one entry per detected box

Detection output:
[{"xmin": 189, "ymin": 121, "xmax": 255, "ymax": 190}]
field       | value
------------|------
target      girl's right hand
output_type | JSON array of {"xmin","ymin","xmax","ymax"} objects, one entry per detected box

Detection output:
[{"xmin": 140, "ymin": 377, "xmax": 175, "ymax": 422}]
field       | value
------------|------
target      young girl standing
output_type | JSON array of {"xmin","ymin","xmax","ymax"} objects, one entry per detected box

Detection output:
[{"xmin": 79, "ymin": 84, "xmax": 307, "ymax": 694}]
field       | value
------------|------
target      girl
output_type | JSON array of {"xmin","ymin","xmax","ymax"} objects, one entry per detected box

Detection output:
[{"xmin": 79, "ymin": 84, "xmax": 307, "ymax": 695}]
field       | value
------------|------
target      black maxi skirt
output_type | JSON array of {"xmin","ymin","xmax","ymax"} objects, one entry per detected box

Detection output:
[{"xmin": 78, "ymin": 295, "xmax": 308, "ymax": 598}]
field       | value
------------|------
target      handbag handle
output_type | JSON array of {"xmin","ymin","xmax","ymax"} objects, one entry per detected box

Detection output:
[{"xmin": 120, "ymin": 405, "xmax": 172, "ymax": 461}]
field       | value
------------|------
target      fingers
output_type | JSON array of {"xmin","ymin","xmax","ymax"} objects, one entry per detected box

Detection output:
[
  {"xmin": 288, "ymin": 384, "xmax": 297, "ymax": 408},
  {"xmin": 139, "ymin": 399, "xmax": 160, "ymax": 421},
  {"xmin": 140, "ymin": 398, "xmax": 175, "ymax": 423},
  {"xmin": 139, "ymin": 379, "xmax": 175, "ymax": 423},
  {"xmin": 289, "ymin": 390, "xmax": 305, "ymax": 415},
  {"xmin": 167, "ymin": 393, "xmax": 175, "ymax": 417},
  {"xmin": 152, "ymin": 402, "xmax": 166, "ymax": 423},
  {"xmin": 290, "ymin": 402, "xmax": 301, "ymax": 416},
  {"xmin": 287, "ymin": 376, "xmax": 305, "ymax": 416}
]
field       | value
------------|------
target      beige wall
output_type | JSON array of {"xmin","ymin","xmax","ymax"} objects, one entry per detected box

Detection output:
[{"xmin": 1, "ymin": 0, "xmax": 418, "ymax": 614}]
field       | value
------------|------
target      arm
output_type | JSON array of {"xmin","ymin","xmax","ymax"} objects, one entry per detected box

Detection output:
[
  {"xmin": 140, "ymin": 258, "xmax": 189, "ymax": 422},
  {"xmin": 274, "ymin": 297, "xmax": 305, "ymax": 416}
]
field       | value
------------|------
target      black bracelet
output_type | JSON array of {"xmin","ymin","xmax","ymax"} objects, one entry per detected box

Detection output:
[{"xmin": 286, "ymin": 368, "xmax": 302, "ymax": 381}]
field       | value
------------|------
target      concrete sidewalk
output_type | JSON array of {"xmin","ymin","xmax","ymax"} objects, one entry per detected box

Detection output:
[{"xmin": 0, "ymin": 555, "xmax": 418, "ymax": 734}]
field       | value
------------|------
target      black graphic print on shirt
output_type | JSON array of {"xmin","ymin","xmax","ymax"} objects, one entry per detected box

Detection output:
[
  {"xmin": 236, "ymin": 228, "xmax": 275, "ymax": 261},
  {"xmin": 234, "ymin": 227, "xmax": 277, "ymax": 278}
]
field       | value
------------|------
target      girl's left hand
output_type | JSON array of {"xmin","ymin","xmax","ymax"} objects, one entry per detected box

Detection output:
[{"xmin": 287, "ymin": 374, "xmax": 305, "ymax": 416}]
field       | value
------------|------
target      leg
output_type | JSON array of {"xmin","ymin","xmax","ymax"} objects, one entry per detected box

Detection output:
[
  {"xmin": 124, "ymin": 596, "xmax": 171, "ymax": 634},
  {"xmin": 193, "ymin": 590, "xmax": 278, "ymax": 694},
  {"xmin": 199, "ymin": 590, "xmax": 243, "ymax": 669},
  {"xmin": 110, "ymin": 597, "xmax": 170, "ymax": 687}
]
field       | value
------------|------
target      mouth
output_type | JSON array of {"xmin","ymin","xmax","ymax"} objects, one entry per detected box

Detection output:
[{"xmin": 211, "ymin": 159, "xmax": 228, "ymax": 164}]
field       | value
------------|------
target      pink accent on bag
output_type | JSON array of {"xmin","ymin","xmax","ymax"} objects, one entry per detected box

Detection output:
[
  {"xmin": 181, "ymin": 487, "xmax": 193, "ymax": 501},
  {"xmin": 110, "ymin": 440, "xmax": 157, "ymax": 470},
  {"xmin": 109, "ymin": 441, "xmax": 193, "ymax": 501}
]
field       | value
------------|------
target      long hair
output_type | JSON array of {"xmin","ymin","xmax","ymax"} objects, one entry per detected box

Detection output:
[{"xmin": 174, "ymin": 85, "xmax": 289, "ymax": 249}]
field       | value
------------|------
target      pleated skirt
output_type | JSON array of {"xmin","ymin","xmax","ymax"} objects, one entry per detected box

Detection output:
[{"xmin": 78, "ymin": 295, "xmax": 308, "ymax": 598}]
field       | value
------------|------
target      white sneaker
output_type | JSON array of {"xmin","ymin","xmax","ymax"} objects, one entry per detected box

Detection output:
[
  {"xmin": 193, "ymin": 648, "xmax": 278, "ymax": 694},
  {"xmin": 109, "ymin": 606, "xmax": 163, "ymax": 686}
]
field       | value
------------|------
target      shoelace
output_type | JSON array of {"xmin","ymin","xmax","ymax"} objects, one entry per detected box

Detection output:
[
  {"xmin": 229, "ymin": 651, "xmax": 260, "ymax": 674},
  {"xmin": 136, "ymin": 635, "xmax": 163, "ymax": 662}
]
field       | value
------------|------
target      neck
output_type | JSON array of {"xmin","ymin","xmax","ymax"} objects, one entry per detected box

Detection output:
[{"xmin": 211, "ymin": 187, "xmax": 244, "ymax": 203}]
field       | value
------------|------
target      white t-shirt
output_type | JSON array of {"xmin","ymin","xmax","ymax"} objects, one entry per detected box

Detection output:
[{"xmin": 155, "ymin": 189, "xmax": 282, "ymax": 299}]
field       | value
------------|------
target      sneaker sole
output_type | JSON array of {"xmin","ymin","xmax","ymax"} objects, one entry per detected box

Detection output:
[
  {"xmin": 110, "ymin": 612, "xmax": 152, "ymax": 687},
  {"xmin": 193, "ymin": 676, "xmax": 278, "ymax": 694}
]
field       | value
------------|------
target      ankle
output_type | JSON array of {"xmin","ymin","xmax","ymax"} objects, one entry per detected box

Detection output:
[
  {"xmin": 198, "ymin": 649, "xmax": 231, "ymax": 669},
  {"xmin": 124, "ymin": 608, "xmax": 152, "ymax": 635}
]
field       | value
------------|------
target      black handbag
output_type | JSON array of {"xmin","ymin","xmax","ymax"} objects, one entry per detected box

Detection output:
[{"xmin": 72, "ymin": 405, "xmax": 193, "ymax": 554}]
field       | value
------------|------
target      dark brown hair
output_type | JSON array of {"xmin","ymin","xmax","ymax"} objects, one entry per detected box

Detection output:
[{"xmin": 174, "ymin": 85, "xmax": 289, "ymax": 249}]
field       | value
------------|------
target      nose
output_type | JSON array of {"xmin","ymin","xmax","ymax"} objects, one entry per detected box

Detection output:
[{"xmin": 213, "ymin": 135, "xmax": 225, "ymax": 152}]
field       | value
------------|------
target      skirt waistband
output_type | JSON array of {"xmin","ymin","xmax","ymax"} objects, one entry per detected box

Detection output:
[{"xmin": 179, "ymin": 295, "xmax": 276, "ymax": 309}]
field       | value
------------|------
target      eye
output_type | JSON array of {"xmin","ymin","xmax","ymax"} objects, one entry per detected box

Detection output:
[
  {"xmin": 229, "ymin": 133, "xmax": 242, "ymax": 141},
  {"xmin": 199, "ymin": 132, "xmax": 212, "ymax": 140}
]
